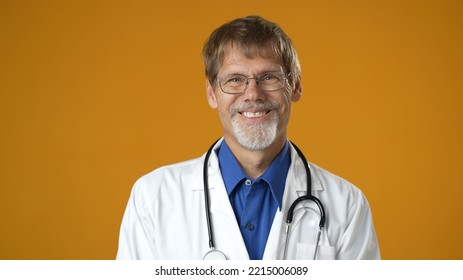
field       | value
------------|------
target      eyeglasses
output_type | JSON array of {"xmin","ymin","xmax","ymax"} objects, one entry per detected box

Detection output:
[{"xmin": 217, "ymin": 72, "xmax": 290, "ymax": 94}]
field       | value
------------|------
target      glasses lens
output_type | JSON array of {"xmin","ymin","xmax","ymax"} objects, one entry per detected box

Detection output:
[
  {"xmin": 258, "ymin": 72, "xmax": 285, "ymax": 91},
  {"xmin": 218, "ymin": 72, "xmax": 287, "ymax": 94},
  {"xmin": 219, "ymin": 74, "xmax": 247, "ymax": 94}
]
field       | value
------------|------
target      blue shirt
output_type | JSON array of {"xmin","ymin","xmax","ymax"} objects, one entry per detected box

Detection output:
[{"xmin": 217, "ymin": 140, "xmax": 291, "ymax": 260}]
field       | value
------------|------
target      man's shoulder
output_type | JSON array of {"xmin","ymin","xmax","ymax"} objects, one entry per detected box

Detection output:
[
  {"xmin": 131, "ymin": 156, "xmax": 204, "ymax": 195},
  {"xmin": 309, "ymin": 162, "xmax": 365, "ymax": 198},
  {"xmin": 141, "ymin": 156, "xmax": 203, "ymax": 182}
]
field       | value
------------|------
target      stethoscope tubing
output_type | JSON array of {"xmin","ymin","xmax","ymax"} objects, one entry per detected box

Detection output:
[
  {"xmin": 203, "ymin": 139, "xmax": 326, "ymax": 260},
  {"xmin": 287, "ymin": 141, "xmax": 326, "ymax": 228},
  {"xmin": 203, "ymin": 138, "xmax": 221, "ymax": 250}
]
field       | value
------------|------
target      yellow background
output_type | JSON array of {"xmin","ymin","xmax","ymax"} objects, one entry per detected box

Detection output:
[{"xmin": 1, "ymin": 0, "xmax": 462, "ymax": 259}]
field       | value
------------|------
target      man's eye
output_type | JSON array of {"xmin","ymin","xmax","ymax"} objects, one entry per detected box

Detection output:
[
  {"xmin": 264, "ymin": 75, "xmax": 275, "ymax": 80},
  {"xmin": 261, "ymin": 74, "xmax": 279, "ymax": 82},
  {"xmin": 226, "ymin": 77, "xmax": 244, "ymax": 84}
]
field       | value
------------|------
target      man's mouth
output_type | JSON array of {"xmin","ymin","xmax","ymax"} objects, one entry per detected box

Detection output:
[
  {"xmin": 240, "ymin": 111, "xmax": 270, "ymax": 118},
  {"xmin": 231, "ymin": 102, "xmax": 278, "ymax": 119}
]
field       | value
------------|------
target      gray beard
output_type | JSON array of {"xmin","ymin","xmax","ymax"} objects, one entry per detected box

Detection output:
[{"xmin": 230, "ymin": 102, "xmax": 280, "ymax": 150}]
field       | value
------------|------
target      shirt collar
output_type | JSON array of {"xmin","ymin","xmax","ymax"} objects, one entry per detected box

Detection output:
[{"xmin": 217, "ymin": 140, "xmax": 291, "ymax": 210}]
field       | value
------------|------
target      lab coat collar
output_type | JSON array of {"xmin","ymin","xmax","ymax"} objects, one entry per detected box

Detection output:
[
  {"xmin": 288, "ymin": 142, "xmax": 324, "ymax": 193},
  {"xmin": 188, "ymin": 138, "xmax": 224, "ymax": 191},
  {"xmin": 189, "ymin": 138, "xmax": 324, "ymax": 193}
]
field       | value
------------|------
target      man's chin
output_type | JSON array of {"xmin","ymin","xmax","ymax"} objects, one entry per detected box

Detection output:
[{"xmin": 235, "ymin": 133, "xmax": 276, "ymax": 151}]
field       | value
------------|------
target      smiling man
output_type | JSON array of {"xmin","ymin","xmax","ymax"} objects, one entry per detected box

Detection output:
[{"xmin": 116, "ymin": 16, "xmax": 380, "ymax": 260}]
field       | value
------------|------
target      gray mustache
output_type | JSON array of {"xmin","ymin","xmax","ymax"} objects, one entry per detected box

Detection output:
[{"xmin": 230, "ymin": 102, "xmax": 279, "ymax": 116}]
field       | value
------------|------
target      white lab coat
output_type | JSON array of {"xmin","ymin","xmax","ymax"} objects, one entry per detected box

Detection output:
[{"xmin": 116, "ymin": 139, "xmax": 380, "ymax": 260}]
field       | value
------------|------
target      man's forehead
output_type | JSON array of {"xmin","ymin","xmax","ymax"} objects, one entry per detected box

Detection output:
[{"xmin": 221, "ymin": 42, "xmax": 279, "ymax": 62}]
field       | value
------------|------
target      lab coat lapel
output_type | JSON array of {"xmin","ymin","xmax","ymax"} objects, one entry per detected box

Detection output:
[
  {"xmin": 262, "ymin": 161, "xmax": 302, "ymax": 259},
  {"xmin": 263, "ymin": 143, "xmax": 323, "ymax": 259},
  {"xmin": 202, "ymin": 140, "xmax": 250, "ymax": 259}
]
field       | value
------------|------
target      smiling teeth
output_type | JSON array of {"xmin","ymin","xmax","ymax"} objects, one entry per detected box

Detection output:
[{"xmin": 242, "ymin": 111, "xmax": 267, "ymax": 118}]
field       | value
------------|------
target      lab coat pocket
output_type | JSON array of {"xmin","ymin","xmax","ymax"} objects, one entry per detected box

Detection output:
[{"xmin": 296, "ymin": 243, "xmax": 336, "ymax": 260}]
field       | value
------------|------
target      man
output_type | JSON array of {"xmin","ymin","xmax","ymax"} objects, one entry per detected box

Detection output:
[{"xmin": 116, "ymin": 16, "xmax": 380, "ymax": 260}]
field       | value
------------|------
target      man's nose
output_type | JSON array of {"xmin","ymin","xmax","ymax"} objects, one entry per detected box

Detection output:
[{"xmin": 243, "ymin": 78, "xmax": 265, "ymax": 100}]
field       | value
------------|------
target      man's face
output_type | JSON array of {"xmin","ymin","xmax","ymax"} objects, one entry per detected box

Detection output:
[{"xmin": 207, "ymin": 45, "xmax": 302, "ymax": 151}]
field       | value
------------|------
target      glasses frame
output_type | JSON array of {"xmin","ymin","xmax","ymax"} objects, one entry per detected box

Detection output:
[{"xmin": 217, "ymin": 72, "xmax": 291, "ymax": 94}]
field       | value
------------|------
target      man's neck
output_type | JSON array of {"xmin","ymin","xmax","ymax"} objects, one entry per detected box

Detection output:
[{"xmin": 223, "ymin": 136, "xmax": 286, "ymax": 179}]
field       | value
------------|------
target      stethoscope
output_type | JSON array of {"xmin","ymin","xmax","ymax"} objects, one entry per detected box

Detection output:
[{"xmin": 202, "ymin": 139, "xmax": 326, "ymax": 260}]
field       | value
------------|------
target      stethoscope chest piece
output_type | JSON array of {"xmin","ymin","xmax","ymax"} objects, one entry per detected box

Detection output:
[{"xmin": 203, "ymin": 248, "xmax": 227, "ymax": 260}]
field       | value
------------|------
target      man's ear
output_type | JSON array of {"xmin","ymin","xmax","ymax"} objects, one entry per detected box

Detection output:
[
  {"xmin": 291, "ymin": 76, "xmax": 302, "ymax": 102},
  {"xmin": 206, "ymin": 79, "xmax": 218, "ymax": 109}
]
